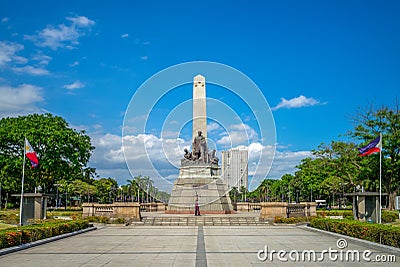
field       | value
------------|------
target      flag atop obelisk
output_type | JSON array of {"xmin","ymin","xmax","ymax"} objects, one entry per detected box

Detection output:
[{"xmin": 192, "ymin": 74, "xmax": 207, "ymax": 141}]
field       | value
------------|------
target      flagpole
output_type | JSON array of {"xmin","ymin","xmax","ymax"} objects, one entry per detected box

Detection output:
[
  {"xmin": 379, "ymin": 133, "xmax": 382, "ymax": 224},
  {"xmin": 19, "ymin": 138, "xmax": 26, "ymax": 226}
]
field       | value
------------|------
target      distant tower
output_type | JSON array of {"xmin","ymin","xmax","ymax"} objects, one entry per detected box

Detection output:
[
  {"xmin": 221, "ymin": 148, "xmax": 249, "ymax": 190},
  {"xmin": 192, "ymin": 74, "xmax": 207, "ymax": 141}
]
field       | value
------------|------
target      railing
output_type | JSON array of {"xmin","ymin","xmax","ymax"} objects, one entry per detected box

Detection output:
[
  {"xmin": 95, "ymin": 205, "xmax": 113, "ymax": 213},
  {"xmin": 286, "ymin": 204, "xmax": 306, "ymax": 218},
  {"xmin": 249, "ymin": 203, "xmax": 261, "ymax": 211},
  {"xmin": 259, "ymin": 202, "xmax": 317, "ymax": 221},
  {"xmin": 234, "ymin": 202, "xmax": 261, "ymax": 212}
]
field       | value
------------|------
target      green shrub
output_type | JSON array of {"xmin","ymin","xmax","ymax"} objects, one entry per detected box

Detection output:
[
  {"xmin": 85, "ymin": 216, "xmax": 110, "ymax": 224},
  {"xmin": 0, "ymin": 220, "xmax": 90, "ymax": 249},
  {"xmin": 344, "ymin": 215, "xmax": 354, "ymax": 220},
  {"xmin": 274, "ymin": 216, "xmax": 315, "ymax": 224},
  {"xmin": 85, "ymin": 216, "xmax": 126, "ymax": 224},
  {"xmin": 382, "ymin": 210, "xmax": 399, "ymax": 223},
  {"xmin": 6, "ymin": 203, "xmax": 15, "ymax": 209},
  {"xmin": 310, "ymin": 218, "xmax": 400, "ymax": 248},
  {"xmin": 112, "ymin": 217, "xmax": 126, "ymax": 224}
]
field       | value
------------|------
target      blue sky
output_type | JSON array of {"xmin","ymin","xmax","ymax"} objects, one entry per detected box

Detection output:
[{"xmin": 1, "ymin": 1, "xmax": 399, "ymax": 191}]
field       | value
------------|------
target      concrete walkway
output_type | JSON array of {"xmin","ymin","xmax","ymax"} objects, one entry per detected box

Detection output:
[{"xmin": 0, "ymin": 225, "xmax": 399, "ymax": 266}]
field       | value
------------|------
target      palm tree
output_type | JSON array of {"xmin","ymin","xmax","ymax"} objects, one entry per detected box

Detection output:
[
  {"xmin": 240, "ymin": 186, "xmax": 248, "ymax": 202},
  {"xmin": 148, "ymin": 179, "xmax": 155, "ymax": 202},
  {"xmin": 229, "ymin": 187, "xmax": 239, "ymax": 203},
  {"xmin": 127, "ymin": 178, "xmax": 139, "ymax": 202},
  {"xmin": 134, "ymin": 175, "xmax": 145, "ymax": 203},
  {"xmin": 258, "ymin": 179, "xmax": 272, "ymax": 202}
]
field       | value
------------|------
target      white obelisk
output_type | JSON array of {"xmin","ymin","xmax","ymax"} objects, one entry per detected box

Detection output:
[{"xmin": 192, "ymin": 74, "xmax": 207, "ymax": 141}]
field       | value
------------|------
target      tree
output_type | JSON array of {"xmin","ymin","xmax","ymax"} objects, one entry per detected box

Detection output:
[
  {"xmin": 257, "ymin": 179, "xmax": 274, "ymax": 202},
  {"xmin": 0, "ymin": 114, "xmax": 95, "ymax": 196},
  {"xmin": 239, "ymin": 186, "xmax": 248, "ymax": 202},
  {"xmin": 127, "ymin": 178, "xmax": 140, "ymax": 202},
  {"xmin": 93, "ymin": 177, "xmax": 118, "ymax": 203},
  {"xmin": 229, "ymin": 187, "xmax": 239, "ymax": 203},
  {"xmin": 70, "ymin": 179, "xmax": 96, "ymax": 203},
  {"xmin": 350, "ymin": 103, "xmax": 400, "ymax": 209}
]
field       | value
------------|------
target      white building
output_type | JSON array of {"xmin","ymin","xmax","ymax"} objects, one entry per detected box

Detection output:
[{"xmin": 221, "ymin": 148, "xmax": 248, "ymax": 191}]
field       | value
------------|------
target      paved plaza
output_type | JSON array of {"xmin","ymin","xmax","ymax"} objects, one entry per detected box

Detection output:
[{"xmin": 1, "ymin": 223, "xmax": 399, "ymax": 266}]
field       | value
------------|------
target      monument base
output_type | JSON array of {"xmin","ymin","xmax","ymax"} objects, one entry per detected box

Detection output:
[{"xmin": 167, "ymin": 164, "xmax": 235, "ymax": 214}]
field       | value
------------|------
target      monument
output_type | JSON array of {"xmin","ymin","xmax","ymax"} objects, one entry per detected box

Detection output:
[{"xmin": 167, "ymin": 75, "xmax": 234, "ymax": 214}]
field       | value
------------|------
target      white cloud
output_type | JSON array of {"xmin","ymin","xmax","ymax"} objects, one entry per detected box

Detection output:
[
  {"xmin": 141, "ymin": 56, "xmax": 148, "ymax": 60},
  {"xmin": 207, "ymin": 122, "xmax": 221, "ymax": 132},
  {"xmin": 25, "ymin": 15, "xmax": 95, "ymax": 50},
  {"xmin": 121, "ymin": 33, "xmax": 129, "ymax": 38},
  {"xmin": 217, "ymin": 123, "xmax": 259, "ymax": 147},
  {"xmin": 69, "ymin": 61, "xmax": 79, "ymax": 67},
  {"xmin": 32, "ymin": 52, "xmax": 52, "ymax": 66},
  {"xmin": 63, "ymin": 80, "xmax": 84, "ymax": 90},
  {"xmin": 0, "ymin": 41, "xmax": 26, "ymax": 66},
  {"xmin": 89, "ymin": 131, "xmax": 311, "ymax": 191},
  {"xmin": 90, "ymin": 132, "xmax": 188, "ymax": 187},
  {"xmin": 12, "ymin": 65, "xmax": 49, "ymax": 75},
  {"xmin": 0, "ymin": 84, "xmax": 43, "ymax": 117},
  {"xmin": 272, "ymin": 95, "xmax": 324, "ymax": 111},
  {"xmin": 2, "ymin": 17, "xmax": 9, "ymax": 23},
  {"xmin": 265, "ymin": 150, "xmax": 312, "ymax": 179},
  {"xmin": 66, "ymin": 16, "xmax": 95, "ymax": 28}
]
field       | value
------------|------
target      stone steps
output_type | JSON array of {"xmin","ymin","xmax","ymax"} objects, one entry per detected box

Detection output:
[{"xmin": 141, "ymin": 216, "xmax": 268, "ymax": 226}]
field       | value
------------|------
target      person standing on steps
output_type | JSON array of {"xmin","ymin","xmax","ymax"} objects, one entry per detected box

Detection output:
[{"xmin": 195, "ymin": 191, "xmax": 200, "ymax": 216}]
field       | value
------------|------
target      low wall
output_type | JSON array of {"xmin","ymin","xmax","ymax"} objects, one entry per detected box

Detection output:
[
  {"xmin": 141, "ymin": 202, "xmax": 167, "ymax": 212},
  {"xmin": 235, "ymin": 202, "xmax": 261, "ymax": 212},
  {"xmin": 260, "ymin": 202, "xmax": 317, "ymax": 221},
  {"xmin": 82, "ymin": 202, "xmax": 141, "ymax": 221}
]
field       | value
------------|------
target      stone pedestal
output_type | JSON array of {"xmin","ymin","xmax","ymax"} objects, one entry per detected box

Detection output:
[
  {"xmin": 13, "ymin": 193, "xmax": 48, "ymax": 225},
  {"xmin": 344, "ymin": 192, "xmax": 387, "ymax": 223},
  {"xmin": 167, "ymin": 164, "xmax": 234, "ymax": 214}
]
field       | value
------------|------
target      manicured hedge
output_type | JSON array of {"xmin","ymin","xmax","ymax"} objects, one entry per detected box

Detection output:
[
  {"xmin": 85, "ymin": 216, "xmax": 127, "ymax": 224},
  {"xmin": 274, "ymin": 216, "xmax": 315, "ymax": 224},
  {"xmin": 0, "ymin": 220, "xmax": 90, "ymax": 249},
  {"xmin": 310, "ymin": 218, "xmax": 400, "ymax": 248},
  {"xmin": 382, "ymin": 210, "xmax": 399, "ymax": 223}
]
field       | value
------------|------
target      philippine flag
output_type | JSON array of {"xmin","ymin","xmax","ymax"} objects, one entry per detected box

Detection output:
[
  {"xmin": 25, "ymin": 138, "xmax": 39, "ymax": 168},
  {"xmin": 358, "ymin": 135, "xmax": 381, "ymax": 156}
]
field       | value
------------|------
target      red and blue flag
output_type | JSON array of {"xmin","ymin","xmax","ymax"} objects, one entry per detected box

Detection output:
[
  {"xmin": 25, "ymin": 138, "xmax": 39, "ymax": 168},
  {"xmin": 358, "ymin": 135, "xmax": 381, "ymax": 156}
]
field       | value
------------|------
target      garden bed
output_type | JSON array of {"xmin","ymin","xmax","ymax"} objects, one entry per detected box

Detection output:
[
  {"xmin": 0, "ymin": 220, "xmax": 90, "ymax": 249},
  {"xmin": 310, "ymin": 218, "xmax": 400, "ymax": 248}
]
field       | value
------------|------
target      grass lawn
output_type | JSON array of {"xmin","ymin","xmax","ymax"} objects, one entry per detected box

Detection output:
[
  {"xmin": 47, "ymin": 210, "xmax": 82, "ymax": 219},
  {"xmin": 0, "ymin": 209, "xmax": 82, "ymax": 225},
  {"xmin": 0, "ymin": 223, "xmax": 16, "ymax": 230}
]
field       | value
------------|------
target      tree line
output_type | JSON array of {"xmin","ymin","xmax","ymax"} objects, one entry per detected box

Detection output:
[
  {"xmin": 0, "ymin": 113, "xmax": 169, "ymax": 208},
  {"xmin": 247, "ymin": 103, "xmax": 399, "ymax": 210},
  {"xmin": 1, "ymin": 103, "xmax": 398, "ymax": 209}
]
